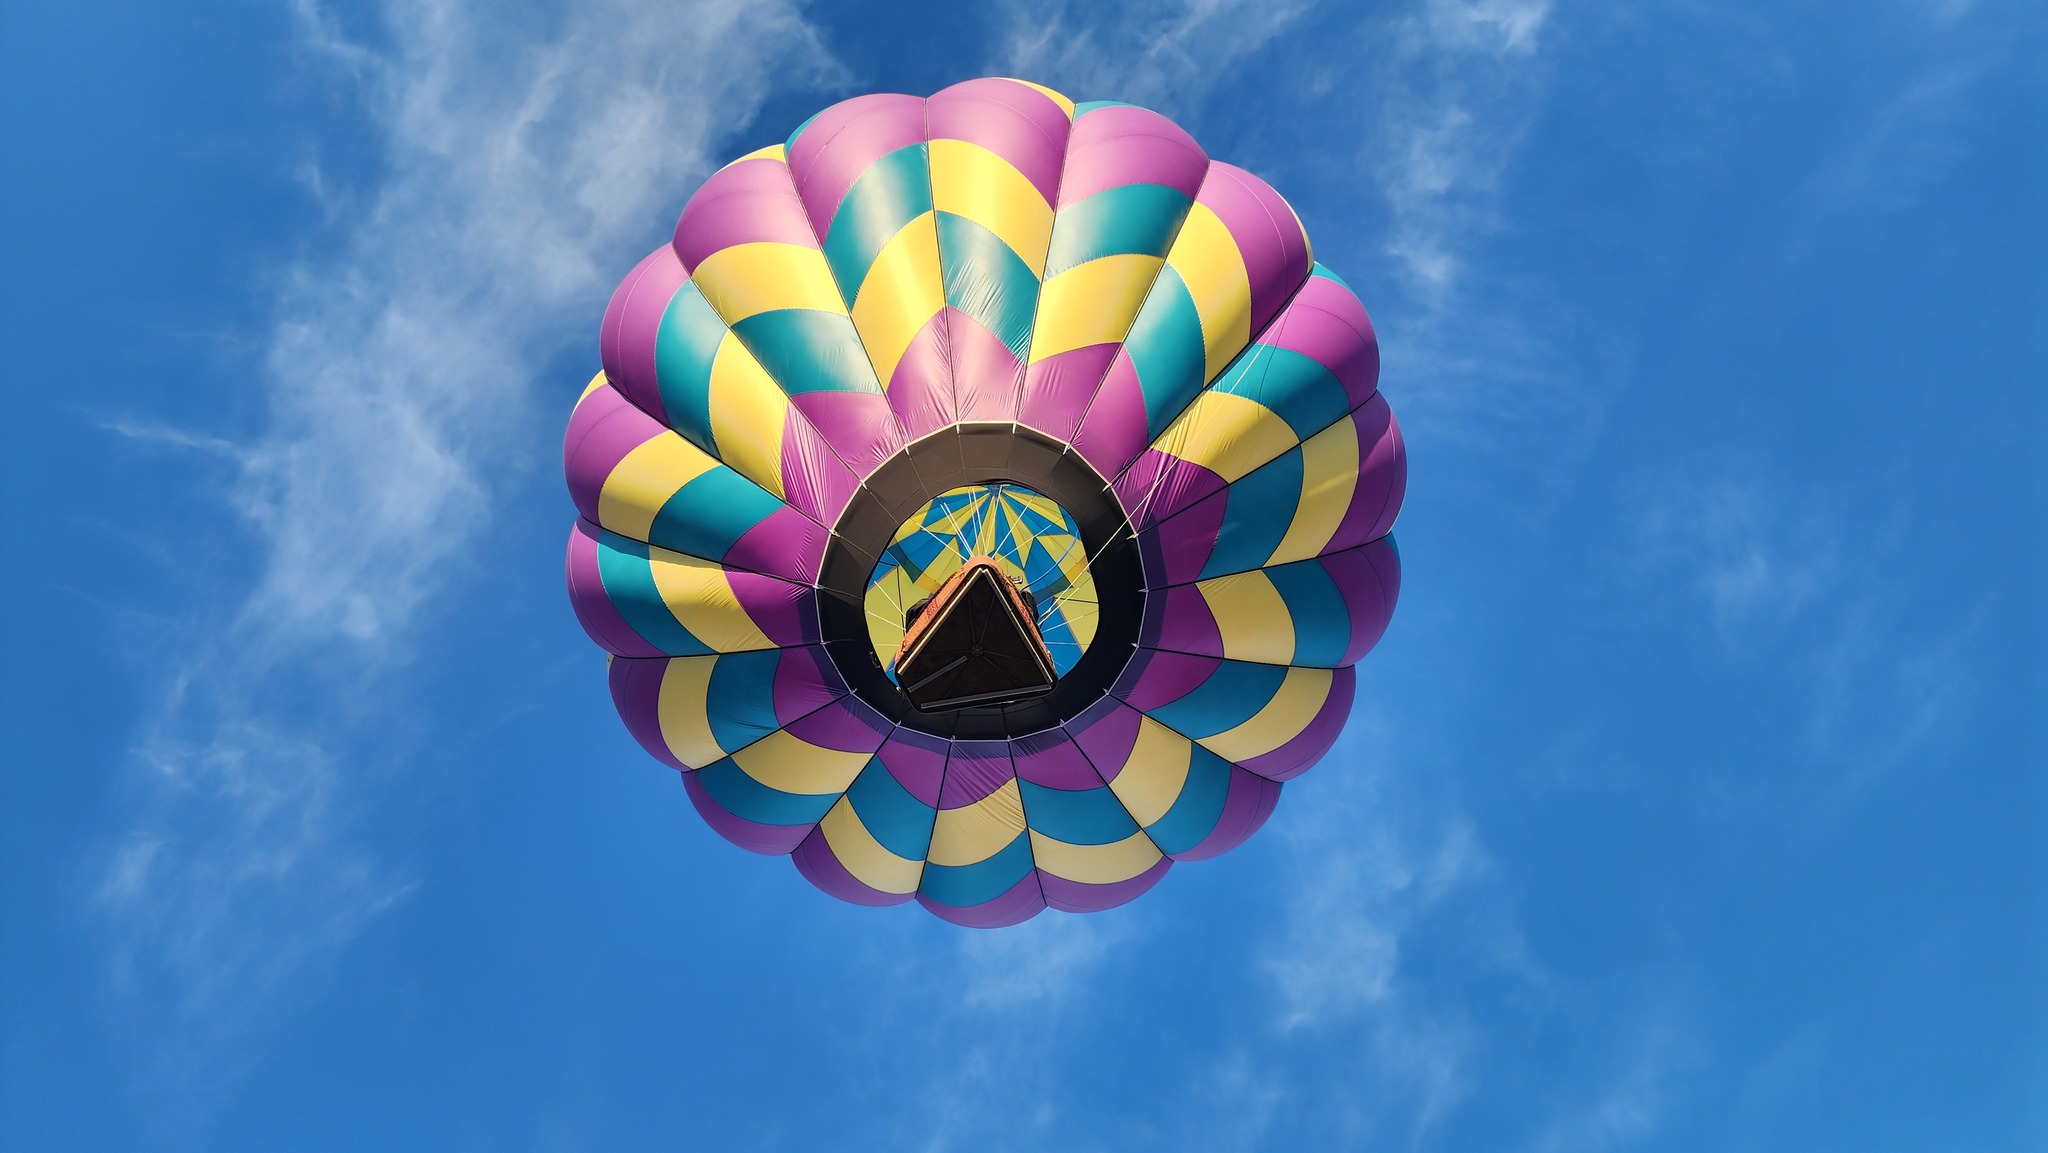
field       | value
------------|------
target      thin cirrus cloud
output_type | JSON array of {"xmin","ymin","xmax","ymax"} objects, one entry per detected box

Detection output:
[
  {"xmin": 96, "ymin": 0, "xmax": 841, "ymax": 1095},
  {"xmin": 1614, "ymin": 15, "xmax": 2008, "ymax": 814},
  {"xmin": 1003, "ymin": 0, "xmax": 1581, "ymax": 494},
  {"xmin": 1362, "ymin": 0, "xmax": 1573, "ymax": 478},
  {"xmin": 1267, "ymin": 0, "xmax": 1561, "ymax": 1061},
  {"xmin": 997, "ymin": 0, "xmax": 1313, "ymax": 109},
  {"xmin": 1375, "ymin": 0, "xmax": 1553, "ymax": 296}
]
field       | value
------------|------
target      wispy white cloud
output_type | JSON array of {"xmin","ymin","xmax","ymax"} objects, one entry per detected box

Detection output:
[
  {"xmin": 1632, "ymin": 468, "xmax": 1843, "ymax": 652},
  {"xmin": 1624, "ymin": 5, "xmax": 2008, "ymax": 804},
  {"xmin": 1268, "ymin": 809, "xmax": 1486, "ymax": 1029},
  {"xmin": 1804, "ymin": 65, "xmax": 1981, "ymax": 217},
  {"xmin": 1523, "ymin": 989, "xmax": 1701, "ymax": 1153},
  {"xmin": 246, "ymin": 0, "xmax": 836, "ymax": 644},
  {"xmin": 1252, "ymin": 726, "xmax": 1532, "ymax": 1144},
  {"xmin": 1627, "ymin": 457, "xmax": 1981, "ymax": 823},
  {"xmin": 1376, "ymin": 0, "xmax": 1552, "ymax": 296},
  {"xmin": 995, "ymin": 0, "xmax": 1311, "ymax": 110},
  {"xmin": 1346, "ymin": 0, "xmax": 1592, "ymax": 506},
  {"xmin": 98, "ymin": 0, "xmax": 838, "ymax": 1103},
  {"xmin": 95, "ymin": 417, "xmax": 247, "ymax": 460},
  {"xmin": 992, "ymin": 0, "xmax": 1575, "ymax": 479},
  {"xmin": 1244, "ymin": 5, "xmax": 1561, "ymax": 1141},
  {"xmin": 988, "ymin": 8, "xmax": 1568, "ymax": 1144},
  {"xmin": 100, "ymin": 722, "xmax": 407, "ymax": 1044},
  {"xmin": 956, "ymin": 905, "xmax": 1131, "ymax": 1007},
  {"xmin": 1672, "ymin": 5, "xmax": 2016, "ymax": 305},
  {"xmin": 834, "ymin": 887, "xmax": 1168, "ymax": 1150},
  {"xmin": 862, "ymin": 912, "xmax": 1135, "ymax": 1153}
]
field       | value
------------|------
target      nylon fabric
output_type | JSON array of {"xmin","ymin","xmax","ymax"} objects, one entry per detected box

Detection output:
[{"xmin": 562, "ymin": 80, "xmax": 1406, "ymax": 924}]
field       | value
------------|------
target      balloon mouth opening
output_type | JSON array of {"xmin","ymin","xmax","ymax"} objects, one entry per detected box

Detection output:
[{"xmin": 819, "ymin": 425, "xmax": 1144, "ymax": 739}]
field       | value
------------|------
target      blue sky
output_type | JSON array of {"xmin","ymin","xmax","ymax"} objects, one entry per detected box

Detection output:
[{"xmin": 2, "ymin": 0, "xmax": 2041, "ymax": 1148}]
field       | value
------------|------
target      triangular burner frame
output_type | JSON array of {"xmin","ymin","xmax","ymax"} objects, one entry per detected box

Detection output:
[{"xmin": 892, "ymin": 558, "xmax": 1058, "ymax": 712}]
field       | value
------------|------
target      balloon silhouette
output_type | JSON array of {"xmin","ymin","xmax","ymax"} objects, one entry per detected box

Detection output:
[{"xmin": 564, "ymin": 79, "xmax": 1405, "ymax": 926}]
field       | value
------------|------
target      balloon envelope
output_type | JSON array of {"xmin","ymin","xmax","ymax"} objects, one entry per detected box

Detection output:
[{"xmin": 563, "ymin": 78, "xmax": 1406, "ymax": 926}]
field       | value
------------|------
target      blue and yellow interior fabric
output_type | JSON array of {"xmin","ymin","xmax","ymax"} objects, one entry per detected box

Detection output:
[{"xmin": 863, "ymin": 485, "xmax": 1099, "ymax": 679}]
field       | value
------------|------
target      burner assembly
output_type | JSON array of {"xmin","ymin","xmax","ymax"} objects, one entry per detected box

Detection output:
[{"xmin": 893, "ymin": 558, "xmax": 1058, "ymax": 711}]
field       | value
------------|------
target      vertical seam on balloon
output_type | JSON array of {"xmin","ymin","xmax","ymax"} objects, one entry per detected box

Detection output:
[
  {"xmin": 1340, "ymin": 543, "xmax": 1395, "ymax": 667},
  {"xmin": 690, "ymin": 144, "xmax": 888, "ymax": 539},
  {"xmin": 917, "ymin": 97, "xmax": 960, "ymax": 435},
  {"xmin": 826, "ymin": 722, "xmax": 932, "ymax": 902},
  {"xmin": 681, "ymin": 666, "xmax": 852, "ymax": 786},
  {"xmin": 1006, "ymin": 96, "xmax": 1077, "ymax": 421},
  {"xmin": 913, "ymin": 720, "xmax": 958, "ymax": 908},
  {"xmin": 920, "ymin": 737, "xmax": 1039, "ymax": 918},
  {"xmin": 1359, "ymin": 418, "xmax": 1405, "ymax": 545},
  {"xmin": 1326, "ymin": 396, "xmax": 1397, "ymax": 559},
  {"xmin": 873, "ymin": 724, "xmax": 939, "ymax": 900},
  {"xmin": 918, "ymin": 739, "xmax": 971, "ymax": 910},
  {"xmin": 572, "ymin": 514, "xmax": 806, "ymax": 600},
  {"xmin": 1050, "ymin": 718, "xmax": 1175, "ymax": 870},
  {"xmin": 1101, "ymin": 250, "xmax": 1322, "ymax": 522},
  {"xmin": 785, "ymin": 105, "xmax": 916, "ymax": 462},
  {"xmin": 578, "ymin": 372, "xmax": 830, "ymax": 537},
  {"xmin": 1044, "ymin": 156, "xmax": 1214, "ymax": 442},
  {"xmin": 584, "ymin": 324, "xmax": 834, "ymax": 543},
  {"xmin": 717, "ymin": 354, "xmax": 847, "ymax": 533},
  {"xmin": 1102, "ymin": 251, "xmax": 1329, "ymax": 507},
  {"xmin": 608, "ymin": 258, "xmax": 656, "ymax": 423},
  {"xmin": 1237, "ymin": 165, "xmax": 1312, "ymax": 301},
  {"xmin": 1005, "ymin": 740, "xmax": 1051, "ymax": 920},
  {"xmin": 1128, "ymin": 385, "xmax": 1391, "ymax": 584},
  {"xmin": 1107, "ymin": 666, "xmax": 1298, "ymax": 786}
]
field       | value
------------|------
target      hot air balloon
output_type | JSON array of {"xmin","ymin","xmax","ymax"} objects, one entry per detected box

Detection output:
[{"xmin": 563, "ymin": 78, "xmax": 1405, "ymax": 926}]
